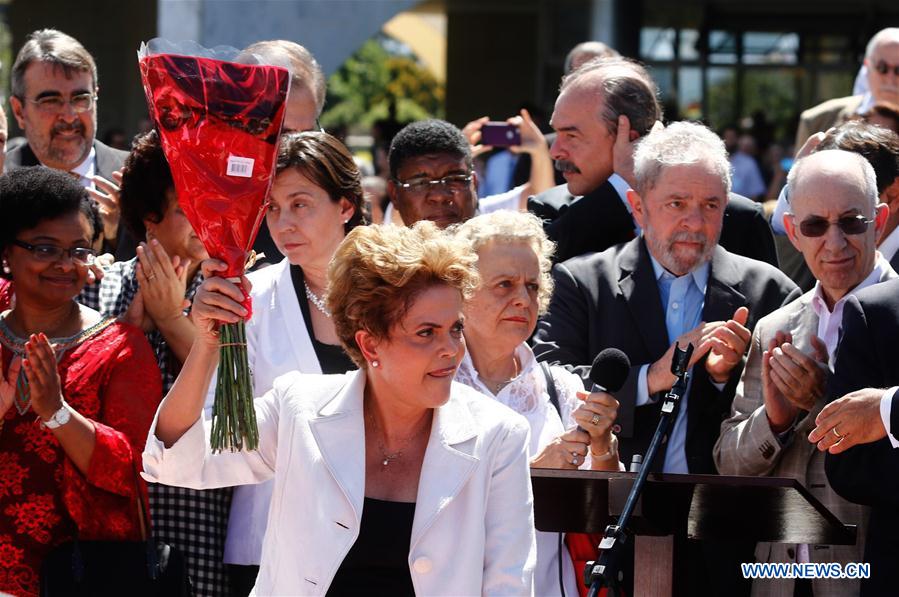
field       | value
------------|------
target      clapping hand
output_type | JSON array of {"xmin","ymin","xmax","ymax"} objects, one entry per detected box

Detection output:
[
  {"xmin": 89, "ymin": 171, "xmax": 123, "ymax": 246},
  {"xmin": 762, "ymin": 331, "xmax": 827, "ymax": 432},
  {"xmin": 22, "ymin": 334, "xmax": 64, "ymax": 421},
  {"xmin": 705, "ymin": 306, "xmax": 751, "ymax": 383},
  {"xmin": 0, "ymin": 355, "xmax": 22, "ymax": 419},
  {"xmin": 136, "ymin": 240, "xmax": 191, "ymax": 328}
]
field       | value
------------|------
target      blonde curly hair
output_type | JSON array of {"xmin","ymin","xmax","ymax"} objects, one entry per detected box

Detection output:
[
  {"xmin": 327, "ymin": 221, "xmax": 480, "ymax": 367},
  {"xmin": 454, "ymin": 211, "xmax": 556, "ymax": 314}
]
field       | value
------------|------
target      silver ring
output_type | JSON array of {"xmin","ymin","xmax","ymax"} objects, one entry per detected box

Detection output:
[
  {"xmin": 146, "ymin": 273, "xmax": 156, "ymax": 280},
  {"xmin": 591, "ymin": 413, "xmax": 601, "ymax": 426},
  {"xmin": 833, "ymin": 426, "xmax": 844, "ymax": 439},
  {"xmin": 570, "ymin": 453, "xmax": 579, "ymax": 465}
]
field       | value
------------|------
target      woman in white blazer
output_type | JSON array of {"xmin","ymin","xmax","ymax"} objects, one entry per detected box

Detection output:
[
  {"xmin": 202, "ymin": 132, "xmax": 364, "ymax": 594},
  {"xmin": 455, "ymin": 212, "xmax": 622, "ymax": 596},
  {"xmin": 143, "ymin": 222, "xmax": 536, "ymax": 595}
]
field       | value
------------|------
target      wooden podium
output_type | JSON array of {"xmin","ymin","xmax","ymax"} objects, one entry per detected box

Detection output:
[{"xmin": 531, "ymin": 469, "xmax": 857, "ymax": 596}]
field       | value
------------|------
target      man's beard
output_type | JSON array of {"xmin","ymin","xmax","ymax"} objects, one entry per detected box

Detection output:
[
  {"xmin": 644, "ymin": 224, "xmax": 715, "ymax": 276},
  {"xmin": 46, "ymin": 120, "xmax": 90, "ymax": 165}
]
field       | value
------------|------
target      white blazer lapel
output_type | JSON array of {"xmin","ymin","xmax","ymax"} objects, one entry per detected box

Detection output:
[
  {"xmin": 273, "ymin": 260, "xmax": 322, "ymax": 374},
  {"xmin": 308, "ymin": 370, "xmax": 367, "ymax": 520},
  {"xmin": 410, "ymin": 388, "xmax": 479, "ymax": 548}
]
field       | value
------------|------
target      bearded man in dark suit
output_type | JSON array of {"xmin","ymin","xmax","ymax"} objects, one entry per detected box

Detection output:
[
  {"xmin": 529, "ymin": 57, "xmax": 778, "ymax": 267},
  {"xmin": 534, "ymin": 121, "xmax": 799, "ymax": 595}
]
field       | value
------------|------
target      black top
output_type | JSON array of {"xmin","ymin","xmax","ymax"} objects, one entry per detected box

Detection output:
[
  {"xmin": 289, "ymin": 264, "xmax": 357, "ymax": 375},
  {"xmin": 327, "ymin": 498, "xmax": 416, "ymax": 597}
]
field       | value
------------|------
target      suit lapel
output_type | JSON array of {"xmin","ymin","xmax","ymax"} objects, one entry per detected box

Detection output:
[
  {"xmin": 93, "ymin": 141, "xmax": 123, "ymax": 180},
  {"xmin": 273, "ymin": 261, "xmax": 322, "ymax": 375},
  {"xmin": 308, "ymin": 371, "xmax": 367, "ymax": 521},
  {"xmin": 617, "ymin": 239, "xmax": 669, "ymax": 358},
  {"xmin": 700, "ymin": 247, "xmax": 747, "ymax": 324},
  {"xmin": 15, "ymin": 143, "xmax": 41, "ymax": 168},
  {"xmin": 410, "ymin": 389, "xmax": 479, "ymax": 548}
]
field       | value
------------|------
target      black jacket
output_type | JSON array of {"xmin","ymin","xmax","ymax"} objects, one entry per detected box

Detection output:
[
  {"xmin": 825, "ymin": 278, "xmax": 899, "ymax": 596},
  {"xmin": 528, "ymin": 182, "xmax": 780, "ymax": 267},
  {"xmin": 532, "ymin": 237, "xmax": 800, "ymax": 474}
]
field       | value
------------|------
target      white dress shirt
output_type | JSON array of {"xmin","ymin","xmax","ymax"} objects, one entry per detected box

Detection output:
[
  {"xmin": 455, "ymin": 343, "xmax": 583, "ymax": 597},
  {"xmin": 811, "ymin": 254, "xmax": 894, "ymax": 367},
  {"xmin": 44, "ymin": 146, "xmax": 97, "ymax": 188}
]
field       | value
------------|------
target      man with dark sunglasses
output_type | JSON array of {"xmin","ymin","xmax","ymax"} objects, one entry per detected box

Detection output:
[
  {"xmin": 795, "ymin": 27, "xmax": 899, "ymax": 150},
  {"xmin": 715, "ymin": 149, "xmax": 896, "ymax": 597}
]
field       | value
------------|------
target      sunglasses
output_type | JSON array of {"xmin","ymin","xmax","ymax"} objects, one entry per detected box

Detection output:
[
  {"xmin": 793, "ymin": 214, "xmax": 874, "ymax": 237},
  {"xmin": 874, "ymin": 61, "xmax": 899, "ymax": 77}
]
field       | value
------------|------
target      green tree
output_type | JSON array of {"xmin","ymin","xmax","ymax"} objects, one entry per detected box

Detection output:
[{"xmin": 321, "ymin": 37, "xmax": 444, "ymax": 131}]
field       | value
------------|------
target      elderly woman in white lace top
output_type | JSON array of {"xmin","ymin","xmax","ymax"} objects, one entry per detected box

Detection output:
[{"xmin": 454, "ymin": 210, "xmax": 621, "ymax": 596}]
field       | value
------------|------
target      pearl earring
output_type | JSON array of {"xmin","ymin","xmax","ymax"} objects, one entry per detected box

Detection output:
[
  {"xmin": 2, "ymin": 261, "xmax": 9, "ymax": 274},
  {"xmin": 371, "ymin": 360, "xmax": 380, "ymax": 368}
]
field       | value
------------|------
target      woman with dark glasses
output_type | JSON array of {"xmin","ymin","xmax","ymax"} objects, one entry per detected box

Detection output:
[{"xmin": 0, "ymin": 167, "xmax": 162, "ymax": 597}]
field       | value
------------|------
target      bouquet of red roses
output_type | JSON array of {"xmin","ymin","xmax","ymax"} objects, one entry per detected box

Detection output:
[{"xmin": 139, "ymin": 39, "xmax": 290, "ymax": 451}]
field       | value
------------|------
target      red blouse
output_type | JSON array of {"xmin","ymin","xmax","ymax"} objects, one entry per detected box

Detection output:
[{"xmin": 0, "ymin": 285, "xmax": 163, "ymax": 596}]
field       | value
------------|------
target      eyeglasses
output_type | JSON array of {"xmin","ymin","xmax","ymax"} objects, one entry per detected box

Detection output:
[
  {"xmin": 394, "ymin": 173, "xmax": 474, "ymax": 195},
  {"xmin": 23, "ymin": 93, "xmax": 96, "ymax": 115},
  {"xmin": 874, "ymin": 61, "xmax": 899, "ymax": 77},
  {"xmin": 791, "ymin": 214, "xmax": 875, "ymax": 237},
  {"xmin": 12, "ymin": 240, "xmax": 97, "ymax": 266}
]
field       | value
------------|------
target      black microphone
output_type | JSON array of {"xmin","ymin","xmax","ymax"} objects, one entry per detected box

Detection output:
[
  {"xmin": 589, "ymin": 348, "xmax": 630, "ymax": 393},
  {"xmin": 580, "ymin": 348, "xmax": 630, "ymax": 434}
]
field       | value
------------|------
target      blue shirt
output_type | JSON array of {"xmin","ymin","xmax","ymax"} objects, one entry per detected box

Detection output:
[{"xmin": 635, "ymin": 254, "xmax": 710, "ymax": 473}]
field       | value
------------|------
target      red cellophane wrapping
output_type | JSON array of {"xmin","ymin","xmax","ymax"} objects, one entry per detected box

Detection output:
[
  {"xmin": 139, "ymin": 43, "xmax": 290, "ymax": 315},
  {"xmin": 138, "ymin": 40, "xmax": 289, "ymax": 451}
]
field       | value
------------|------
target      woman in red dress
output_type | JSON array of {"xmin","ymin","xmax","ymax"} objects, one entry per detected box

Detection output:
[{"xmin": 0, "ymin": 167, "xmax": 163, "ymax": 596}]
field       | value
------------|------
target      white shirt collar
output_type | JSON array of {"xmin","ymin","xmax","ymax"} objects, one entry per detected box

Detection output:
[
  {"xmin": 41, "ymin": 146, "xmax": 96, "ymax": 188},
  {"xmin": 878, "ymin": 226, "xmax": 899, "ymax": 263},
  {"xmin": 856, "ymin": 92, "xmax": 875, "ymax": 114}
]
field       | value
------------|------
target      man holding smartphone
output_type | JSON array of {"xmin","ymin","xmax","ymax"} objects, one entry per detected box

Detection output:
[{"xmin": 528, "ymin": 55, "xmax": 778, "ymax": 267}]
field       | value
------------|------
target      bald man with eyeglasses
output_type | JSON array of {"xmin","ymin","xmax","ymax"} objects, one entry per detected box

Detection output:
[
  {"xmin": 714, "ymin": 149, "xmax": 896, "ymax": 597},
  {"xmin": 795, "ymin": 27, "xmax": 899, "ymax": 151}
]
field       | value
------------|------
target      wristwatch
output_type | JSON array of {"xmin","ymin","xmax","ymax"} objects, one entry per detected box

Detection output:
[{"xmin": 41, "ymin": 401, "xmax": 72, "ymax": 430}]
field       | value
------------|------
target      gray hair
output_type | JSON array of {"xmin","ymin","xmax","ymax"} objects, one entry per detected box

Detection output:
[
  {"xmin": 455, "ymin": 211, "xmax": 556, "ymax": 315},
  {"xmin": 633, "ymin": 121, "xmax": 732, "ymax": 195},
  {"xmin": 11, "ymin": 29, "xmax": 97, "ymax": 99},
  {"xmin": 787, "ymin": 149, "xmax": 879, "ymax": 212},
  {"xmin": 564, "ymin": 41, "xmax": 620, "ymax": 75},
  {"xmin": 559, "ymin": 57, "xmax": 661, "ymax": 137},
  {"xmin": 865, "ymin": 27, "xmax": 899, "ymax": 60},
  {"xmin": 242, "ymin": 40, "xmax": 326, "ymax": 116}
]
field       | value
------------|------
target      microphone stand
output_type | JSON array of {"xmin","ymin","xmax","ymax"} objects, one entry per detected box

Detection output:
[{"xmin": 584, "ymin": 343, "xmax": 694, "ymax": 597}]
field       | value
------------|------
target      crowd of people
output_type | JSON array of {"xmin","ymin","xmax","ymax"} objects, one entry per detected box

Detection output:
[{"xmin": 0, "ymin": 22, "xmax": 898, "ymax": 597}]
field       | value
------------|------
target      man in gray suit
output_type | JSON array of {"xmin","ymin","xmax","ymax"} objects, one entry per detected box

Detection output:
[
  {"xmin": 795, "ymin": 27, "xmax": 899, "ymax": 149},
  {"xmin": 714, "ymin": 149, "xmax": 896, "ymax": 597},
  {"xmin": 6, "ymin": 29, "xmax": 131, "ymax": 259}
]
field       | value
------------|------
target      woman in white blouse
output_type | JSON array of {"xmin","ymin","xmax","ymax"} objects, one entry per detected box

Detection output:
[
  {"xmin": 455, "ymin": 211, "xmax": 621, "ymax": 597},
  {"xmin": 143, "ymin": 222, "xmax": 536, "ymax": 596}
]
